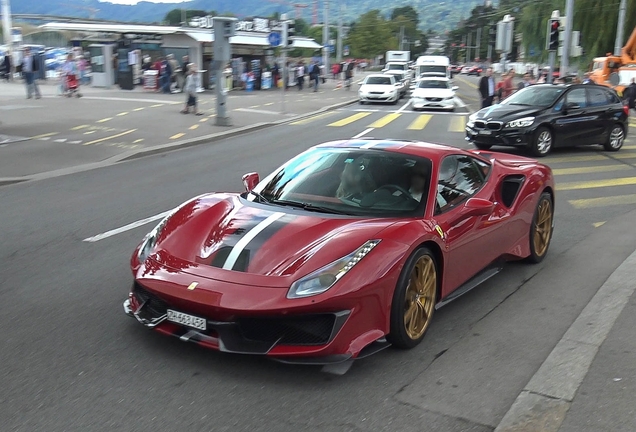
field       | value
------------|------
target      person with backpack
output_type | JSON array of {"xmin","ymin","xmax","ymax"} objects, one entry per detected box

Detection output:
[{"xmin": 309, "ymin": 61, "xmax": 319, "ymax": 92}]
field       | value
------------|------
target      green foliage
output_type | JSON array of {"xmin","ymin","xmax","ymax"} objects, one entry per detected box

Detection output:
[{"xmin": 344, "ymin": 8, "xmax": 430, "ymax": 58}]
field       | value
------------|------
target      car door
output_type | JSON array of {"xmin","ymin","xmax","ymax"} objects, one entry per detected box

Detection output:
[
  {"xmin": 552, "ymin": 87, "xmax": 595, "ymax": 146},
  {"xmin": 585, "ymin": 87, "xmax": 614, "ymax": 143},
  {"xmin": 431, "ymin": 155, "xmax": 497, "ymax": 294}
]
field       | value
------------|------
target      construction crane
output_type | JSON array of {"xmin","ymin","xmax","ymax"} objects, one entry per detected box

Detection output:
[
  {"xmin": 62, "ymin": 3, "xmax": 99, "ymax": 20},
  {"xmin": 312, "ymin": 0, "xmax": 318, "ymax": 25}
]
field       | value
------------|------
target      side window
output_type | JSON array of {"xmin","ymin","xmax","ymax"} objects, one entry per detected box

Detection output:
[
  {"xmin": 588, "ymin": 88, "xmax": 609, "ymax": 107},
  {"xmin": 436, "ymin": 155, "xmax": 487, "ymax": 214},
  {"xmin": 607, "ymin": 91, "xmax": 621, "ymax": 104},
  {"xmin": 566, "ymin": 88, "xmax": 587, "ymax": 108}
]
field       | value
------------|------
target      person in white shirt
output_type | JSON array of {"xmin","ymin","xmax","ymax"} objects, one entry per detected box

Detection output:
[{"xmin": 297, "ymin": 63, "xmax": 305, "ymax": 90}]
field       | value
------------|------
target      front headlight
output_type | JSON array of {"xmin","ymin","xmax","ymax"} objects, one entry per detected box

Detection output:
[
  {"xmin": 137, "ymin": 211, "xmax": 176, "ymax": 262},
  {"xmin": 506, "ymin": 117, "xmax": 535, "ymax": 128},
  {"xmin": 287, "ymin": 240, "xmax": 381, "ymax": 299},
  {"xmin": 468, "ymin": 113, "xmax": 478, "ymax": 122}
]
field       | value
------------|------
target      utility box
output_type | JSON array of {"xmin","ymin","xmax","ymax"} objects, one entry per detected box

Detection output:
[{"xmin": 88, "ymin": 44, "xmax": 114, "ymax": 88}]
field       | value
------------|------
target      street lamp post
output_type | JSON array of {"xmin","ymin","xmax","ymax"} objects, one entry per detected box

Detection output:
[{"xmin": 1, "ymin": 0, "xmax": 13, "ymax": 52}]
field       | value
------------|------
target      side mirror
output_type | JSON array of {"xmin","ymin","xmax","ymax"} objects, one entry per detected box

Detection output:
[
  {"xmin": 451, "ymin": 86, "xmax": 459, "ymax": 91},
  {"xmin": 358, "ymin": 82, "xmax": 363, "ymax": 86},
  {"xmin": 395, "ymin": 82, "xmax": 401, "ymax": 86},
  {"xmin": 463, "ymin": 197, "xmax": 495, "ymax": 217},
  {"xmin": 242, "ymin": 172, "xmax": 259, "ymax": 192}
]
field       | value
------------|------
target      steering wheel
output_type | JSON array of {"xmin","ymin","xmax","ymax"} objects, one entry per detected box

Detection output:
[{"xmin": 376, "ymin": 184, "xmax": 417, "ymax": 200}]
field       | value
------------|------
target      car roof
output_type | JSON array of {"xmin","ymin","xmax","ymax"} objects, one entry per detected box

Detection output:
[
  {"xmin": 314, "ymin": 139, "xmax": 477, "ymax": 162},
  {"xmin": 366, "ymin": 74, "xmax": 392, "ymax": 78},
  {"xmin": 419, "ymin": 77, "xmax": 450, "ymax": 81}
]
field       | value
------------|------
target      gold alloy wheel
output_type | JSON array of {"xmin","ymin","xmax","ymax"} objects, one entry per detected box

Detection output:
[
  {"xmin": 533, "ymin": 197, "xmax": 553, "ymax": 257},
  {"xmin": 404, "ymin": 255, "xmax": 436, "ymax": 340}
]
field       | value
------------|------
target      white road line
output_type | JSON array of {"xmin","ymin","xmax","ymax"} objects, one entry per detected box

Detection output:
[
  {"xmin": 83, "ymin": 210, "xmax": 173, "ymax": 243},
  {"xmin": 397, "ymin": 99, "xmax": 411, "ymax": 113},
  {"xmin": 352, "ymin": 128, "xmax": 374, "ymax": 139}
]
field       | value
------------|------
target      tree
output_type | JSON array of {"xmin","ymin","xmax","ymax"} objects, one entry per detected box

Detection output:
[
  {"xmin": 345, "ymin": 10, "xmax": 396, "ymax": 58},
  {"xmin": 390, "ymin": 6, "xmax": 419, "ymax": 24},
  {"xmin": 163, "ymin": 9, "xmax": 209, "ymax": 25},
  {"xmin": 293, "ymin": 18, "xmax": 310, "ymax": 37}
]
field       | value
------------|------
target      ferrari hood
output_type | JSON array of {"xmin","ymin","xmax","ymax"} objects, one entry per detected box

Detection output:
[{"xmin": 154, "ymin": 194, "xmax": 394, "ymax": 280}]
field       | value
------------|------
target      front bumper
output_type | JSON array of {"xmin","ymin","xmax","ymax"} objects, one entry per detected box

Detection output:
[
  {"xmin": 359, "ymin": 93, "xmax": 398, "ymax": 103},
  {"xmin": 465, "ymin": 124, "xmax": 533, "ymax": 146},
  {"xmin": 411, "ymin": 97, "xmax": 454, "ymax": 110}
]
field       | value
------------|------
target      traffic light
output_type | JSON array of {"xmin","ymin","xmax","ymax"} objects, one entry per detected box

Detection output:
[
  {"xmin": 548, "ymin": 18, "xmax": 560, "ymax": 51},
  {"xmin": 287, "ymin": 20, "xmax": 295, "ymax": 46}
]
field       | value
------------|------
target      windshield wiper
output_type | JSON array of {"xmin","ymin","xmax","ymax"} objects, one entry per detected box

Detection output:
[
  {"xmin": 249, "ymin": 190, "xmax": 272, "ymax": 203},
  {"xmin": 270, "ymin": 199, "xmax": 350, "ymax": 215},
  {"xmin": 509, "ymin": 102, "xmax": 532, "ymax": 106}
]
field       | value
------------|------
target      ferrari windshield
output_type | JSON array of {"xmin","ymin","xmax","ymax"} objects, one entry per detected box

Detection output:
[
  {"xmin": 251, "ymin": 147, "xmax": 433, "ymax": 217},
  {"xmin": 365, "ymin": 76, "xmax": 393, "ymax": 85},
  {"xmin": 501, "ymin": 85, "xmax": 566, "ymax": 106},
  {"xmin": 418, "ymin": 80, "xmax": 450, "ymax": 89}
]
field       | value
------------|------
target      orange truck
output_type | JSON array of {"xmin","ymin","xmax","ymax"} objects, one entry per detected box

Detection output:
[{"xmin": 589, "ymin": 25, "xmax": 636, "ymax": 97}]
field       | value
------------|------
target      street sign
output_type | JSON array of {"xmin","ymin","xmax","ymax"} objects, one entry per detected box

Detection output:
[
  {"xmin": 328, "ymin": 44, "xmax": 335, "ymax": 53},
  {"xmin": 268, "ymin": 32, "xmax": 281, "ymax": 47},
  {"xmin": 344, "ymin": 45, "xmax": 349, "ymax": 56}
]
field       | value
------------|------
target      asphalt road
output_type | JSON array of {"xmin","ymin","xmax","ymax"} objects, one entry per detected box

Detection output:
[{"xmin": 1, "ymin": 76, "xmax": 636, "ymax": 432}]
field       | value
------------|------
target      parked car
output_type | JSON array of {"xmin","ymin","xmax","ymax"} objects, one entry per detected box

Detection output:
[
  {"xmin": 465, "ymin": 84, "xmax": 629, "ymax": 156},
  {"xmin": 467, "ymin": 66, "xmax": 483, "ymax": 76}
]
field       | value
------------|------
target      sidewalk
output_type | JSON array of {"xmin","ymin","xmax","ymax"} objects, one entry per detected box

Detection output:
[
  {"xmin": 495, "ymin": 217, "xmax": 636, "ymax": 432},
  {"xmin": 0, "ymin": 73, "xmax": 371, "ymax": 184}
]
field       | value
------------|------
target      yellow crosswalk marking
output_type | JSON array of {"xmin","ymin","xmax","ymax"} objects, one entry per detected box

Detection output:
[
  {"xmin": 328, "ymin": 112, "xmax": 371, "ymax": 127},
  {"xmin": 624, "ymin": 145, "xmax": 636, "ymax": 149},
  {"xmin": 448, "ymin": 116, "xmax": 466, "ymax": 132},
  {"xmin": 551, "ymin": 165, "xmax": 632, "ymax": 175},
  {"xmin": 558, "ymin": 176, "xmax": 636, "ymax": 191},
  {"xmin": 407, "ymin": 114, "xmax": 432, "ymax": 130},
  {"xmin": 291, "ymin": 112, "xmax": 336, "ymax": 125},
  {"xmin": 569, "ymin": 194, "xmax": 636, "ymax": 209},
  {"xmin": 369, "ymin": 113, "xmax": 401, "ymax": 128}
]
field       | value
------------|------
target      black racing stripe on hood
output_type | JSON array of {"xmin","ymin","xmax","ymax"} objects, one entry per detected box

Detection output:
[
  {"xmin": 208, "ymin": 213, "xmax": 270, "ymax": 269},
  {"xmin": 231, "ymin": 214, "xmax": 297, "ymax": 273}
]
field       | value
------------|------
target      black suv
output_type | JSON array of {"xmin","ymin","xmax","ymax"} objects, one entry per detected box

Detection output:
[{"xmin": 465, "ymin": 84, "xmax": 629, "ymax": 157}]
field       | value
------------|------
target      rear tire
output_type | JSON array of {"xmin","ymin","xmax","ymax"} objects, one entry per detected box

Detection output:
[
  {"xmin": 530, "ymin": 126, "xmax": 553, "ymax": 157},
  {"xmin": 388, "ymin": 247, "xmax": 438, "ymax": 349},
  {"xmin": 527, "ymin": 192, "xmax": 553, "ymax": 263},
  {"xmin": 603, "ymin": 124, "xmax": 624, "ymax": 152}
]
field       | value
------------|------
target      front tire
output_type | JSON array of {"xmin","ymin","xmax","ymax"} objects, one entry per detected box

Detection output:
[
  {"xmin": 530, "ymin": 126, "xmax": 553, "ymax": 157},
  {"xmin": 388, "ymin": 247, "xmax": 437, "ymax": 349},
  {"xmin": 473, "ymin": 142, "xmax": 492, "ymax": 150},
  {"xmin": 527, "ymin": 192, "xmax": 553, "ymax": 263},
  {"xmin": 603, "ymin": 124, "xmax": 624, "ymax": 152}
]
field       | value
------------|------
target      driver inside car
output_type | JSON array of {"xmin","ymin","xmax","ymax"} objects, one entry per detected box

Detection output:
[
  {"xmin": 409, "ymin": 162, "xmax": 429, "ymax": 202},
  {"xmin": 336, "ymin": 157, "xmax": 376, "ymax": 199}
]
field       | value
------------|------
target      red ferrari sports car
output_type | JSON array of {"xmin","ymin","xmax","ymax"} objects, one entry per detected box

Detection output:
[{"xmin": 124, "ymin": 139, "xmax": 555, "ymax": 373}]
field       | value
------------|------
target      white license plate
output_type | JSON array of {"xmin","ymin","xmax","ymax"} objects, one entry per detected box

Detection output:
[
  {"xmin": 479, "ymin": 130, "xmax": 492, "ymax": 135},
  {"xmin": 167, "ymin": 309, "xmax": 207, "ymax": 331}
]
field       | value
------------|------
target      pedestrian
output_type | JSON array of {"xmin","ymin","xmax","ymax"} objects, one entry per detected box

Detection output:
[
  {"xmin": 331, "ymin": 63, "xmax": 339, "ymax": 80},
  {"xmin": 180, "ymin": 64, "xmax": 203, "ymax": 116},
  {"xmin": 297, "ymin": 62, "xmax": 305, "ymax": 90},
  {"xmin": 309, "ymin": 61, "xmax": 319, "ymax": 91},
  {"xmin": 517, "ymin": 73, "xmax": 532, "ymax": 90},
  {"xmin": 3, "ymin": 52, "xmax": 11, "ymax": 82},
  {"xmin": 160, "ymin": 57, "xmax": 172, "ymax": 94},
  {"xmin": 478, "ymin": 67, "xmax": 496, "ymax": 108},
  {"xmin": 19, "ymin": 47, "xmax": 41, "ymax": 99},
  {"xmin": 167, "ymin": 54, "xmax": 179, "ymax": 92},
  {"xmin": 345, "ymin": 61, "xmax": 354, "ymax": 89},
  {"xmin": 502, "ymin": 68, "xmax": 515, "ymax": 99},
  {"xmin": 627, "ymin": 77, "xmax": 636, "ymax": 114}
]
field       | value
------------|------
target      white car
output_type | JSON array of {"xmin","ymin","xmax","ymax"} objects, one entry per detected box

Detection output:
[
  {"xmin": 383, "ymin": 70, "xmax": 410, "ymax": 98},
  {"xmin": 410, "ymin": 77, "xmax": 458, "ymax": 111},
  {"xmin": 358, "ymin": 74, "xmax": 400, "ymax": 105}
]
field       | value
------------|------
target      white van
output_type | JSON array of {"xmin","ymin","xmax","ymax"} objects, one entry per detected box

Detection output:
[{"xmin": 414, "ymin": 56, "xmax": 450, "ymax": 79}]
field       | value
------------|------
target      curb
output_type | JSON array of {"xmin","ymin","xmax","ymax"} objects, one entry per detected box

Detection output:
[
  {"xmin": 0, "ymin": 99, "xmax": 357, "ymax": 187},
  {"xmin": 494, "ymin": 246, "xmax": 636, "ymax": 432}
]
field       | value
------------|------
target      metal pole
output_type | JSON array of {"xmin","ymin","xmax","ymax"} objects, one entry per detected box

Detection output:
[
  {"xmin": 467, "ymin": 32, "xmax": 472, "ymax": 63},
  {"xmin": 476, "ymin": 27, "xmax": 482, "ymax": 61},
  {"xmin": 614, "ymin": 0, "xmax": 627, "ymax": 56},
  {"xmin": 1, "ymin": 0, "xmax": 12, "ymax": 52},
  {"xmin": 336, "ymin": 2, "xmax": 343, "ymax": 62},
  {"xmin": 399, "ymin": 26, "xmax": 404, "ymax": 51},
  {"xmin": 281, "ymin": 49, "xmax": 287, "ymax": 113},
  {"xmin": 561, "ymin": 0, "xmax": 574, "ymax": 76},
  {"xmin": 322, "ymin": 0, "xmax": 330, "ymax": 74},
  {"xmin": 548, "ymin": 50, "xmax": 556, "ymax": 84}
]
